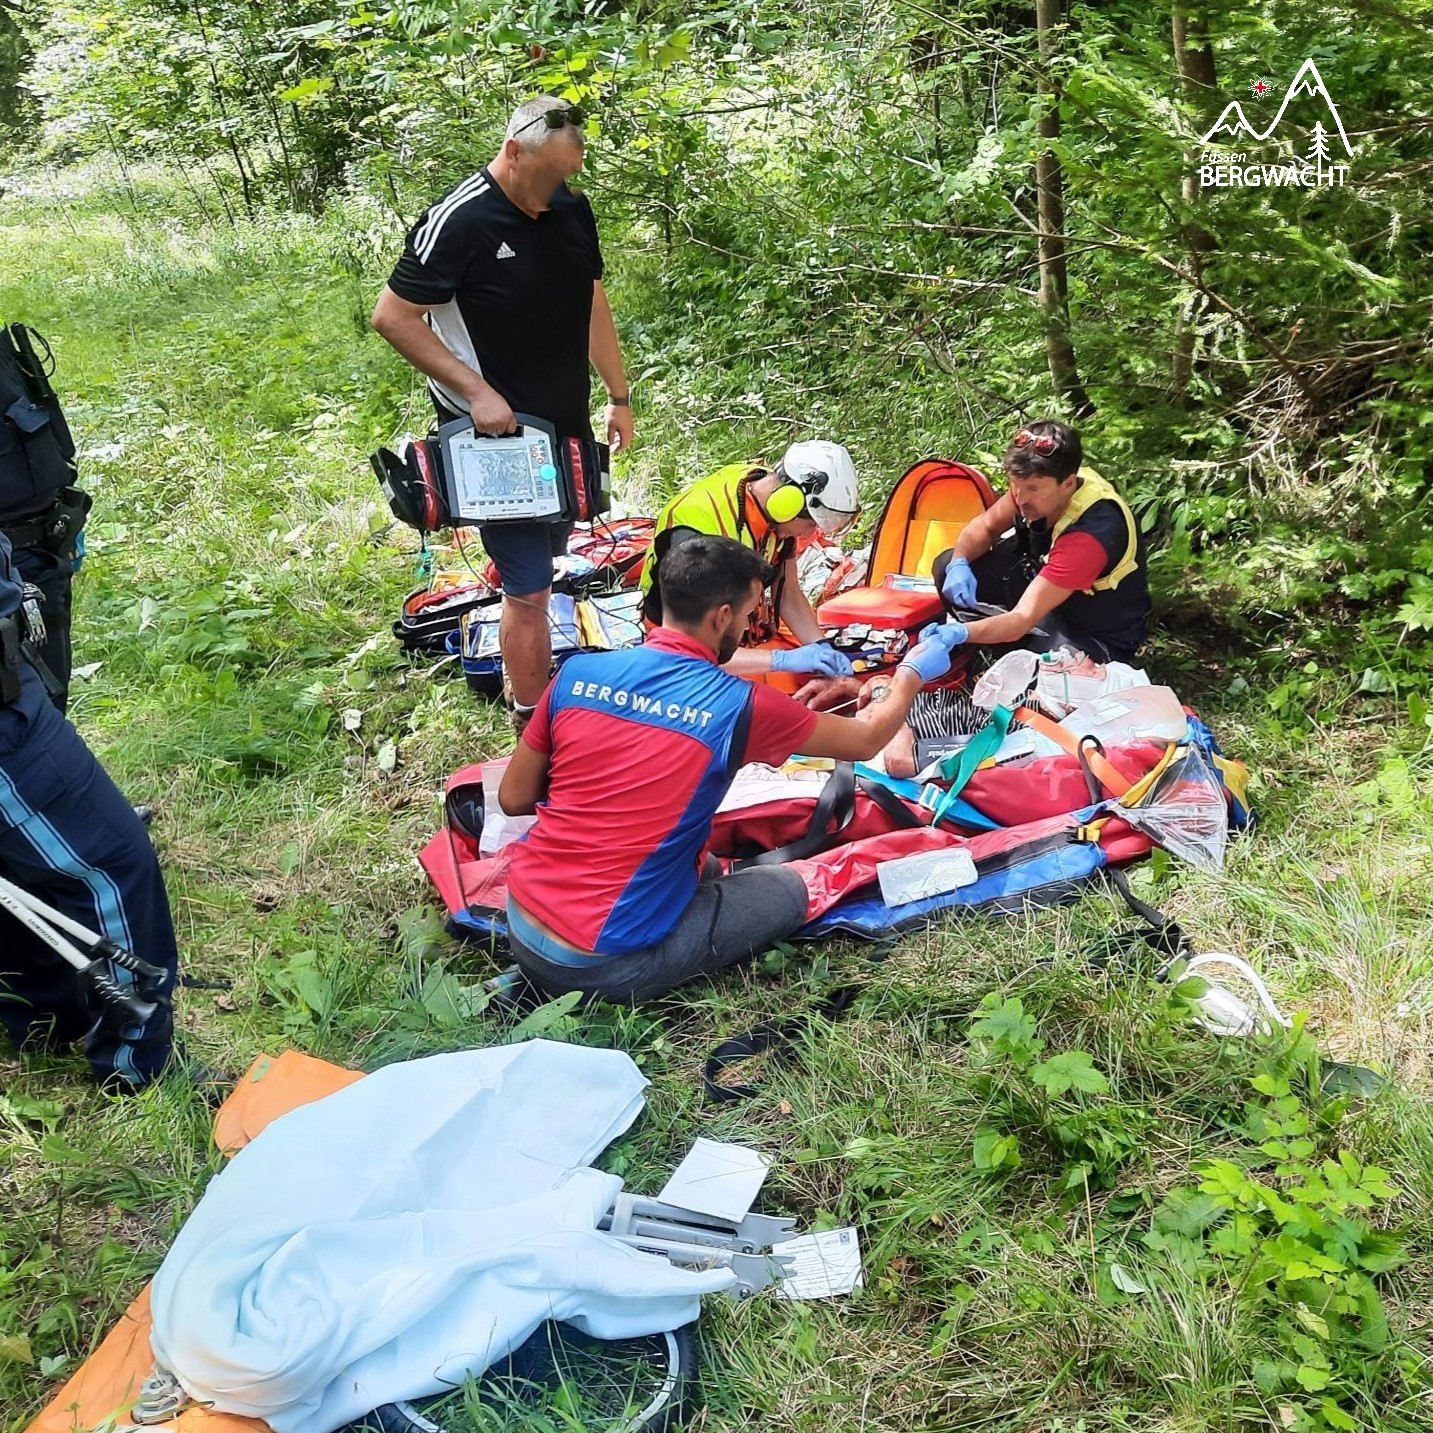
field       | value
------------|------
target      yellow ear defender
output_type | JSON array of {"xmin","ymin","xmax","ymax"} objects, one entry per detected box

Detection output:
[{"xmin": 765, "ymin": 480, "xmax": 807, "ymax": 524}]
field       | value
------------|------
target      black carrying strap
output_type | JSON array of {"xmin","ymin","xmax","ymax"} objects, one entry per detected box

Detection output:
[
  {"xmin": 855, "ymin": 776, "xmax": 924, "ymax": 830},
  {"xmin": 703, "ymin": 1020, "xmax": 802, "ymax": 1102},
  {"xmin": 731, "ymin": 765, "xmax": 923, "ymax": 871},
  {"xmin": 703, "ymin": 982, "xmax": 869, "ymax": 1102},
  {"xmin": 178, "ymin": 973, "xmax": 232, "ymax": 991},
  {"xmin": 732, "ymin": 761, "xmax": 858, "ymax": 868},
  {"xmin": 1076, "ymin": 735, "xmax": 1107, "ymax": 805},
  {"xmin": 1106, "ymin": 865, "xmax": 1188, "ymax": 960}
]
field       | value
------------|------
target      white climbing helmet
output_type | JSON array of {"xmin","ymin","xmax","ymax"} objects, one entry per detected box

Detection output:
[{"xmin": 777, "ymin": 440, "xmax": 860, "ymax": 538}]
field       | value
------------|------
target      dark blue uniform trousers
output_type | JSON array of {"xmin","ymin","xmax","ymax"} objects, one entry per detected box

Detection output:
[{"xmin": 0, "ymin": 682, "xmax": 177, "ymax": 1086}]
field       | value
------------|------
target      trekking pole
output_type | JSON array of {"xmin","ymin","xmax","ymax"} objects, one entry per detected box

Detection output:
[{"xmin": 0, "ymin": 874, "xmax": 168, "ymax": 1023}]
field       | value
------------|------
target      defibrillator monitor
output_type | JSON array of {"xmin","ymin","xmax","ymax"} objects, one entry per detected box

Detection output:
[
  {"xmin": 371, "ymin": 414, "xmax": 610, "ymax": 533},
  {"xmin": 437, "ymin": 412, "xmax": 610, "ymax": 526}
]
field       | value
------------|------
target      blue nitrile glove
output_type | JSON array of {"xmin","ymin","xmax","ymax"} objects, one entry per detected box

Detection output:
[
  {"xmin": 940, "ymin": 556, "xmax": 978, "ymax": 609},
  {"xmin": 899, "ymin": 624, "xmax": 968, "ymax": 684},
  {"xmin": 771, "ymin": 642, "xmax": 856, "ymax": 677},
  {"xmin": 919, "ymin": 620, "xmax": 970, "ymax": 651}
]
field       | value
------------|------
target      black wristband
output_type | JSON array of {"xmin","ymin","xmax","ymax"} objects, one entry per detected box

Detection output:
[{"xmin": 607, "ymin": 393, "xmax": 630, "ymax": 407}]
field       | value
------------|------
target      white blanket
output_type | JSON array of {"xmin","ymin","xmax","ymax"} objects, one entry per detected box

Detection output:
[{"xmin": 150, "ymin": 1040, "xmax": 734, "ymax": 1431}]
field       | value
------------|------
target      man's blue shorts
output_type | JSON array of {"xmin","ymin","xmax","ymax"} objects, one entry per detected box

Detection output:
[{"xmin": 480, "ymin": 520, "xmax": 572, "ymax": 597}]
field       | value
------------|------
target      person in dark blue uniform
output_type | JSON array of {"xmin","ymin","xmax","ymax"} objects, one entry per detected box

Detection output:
[
  {"xmin": 0, "ymin": 532, "xmax": 179, "ymax": 1088},
  {"xmin": 0, "ymin": 322, "xmax": 90, "ymax": 713}
]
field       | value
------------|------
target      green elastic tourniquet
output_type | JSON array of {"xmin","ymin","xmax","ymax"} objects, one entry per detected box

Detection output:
[{"xmin": 931, "ymin": 704, "xmax": 1013, "ymax": 823}]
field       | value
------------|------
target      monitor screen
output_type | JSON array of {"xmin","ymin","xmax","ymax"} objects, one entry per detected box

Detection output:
[{"xmin": 442, "ymin": 419, "xmax": 564, "ymax": 521}]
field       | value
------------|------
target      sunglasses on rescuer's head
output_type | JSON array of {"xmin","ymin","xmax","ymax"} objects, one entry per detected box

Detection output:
[
  {"xmin": 516, "ymin": 106, "xmax": 586, "ymax": 137},
  {"xmin": 1011, "ymin": 428, "xmax": 1061, "ymax": 457}
]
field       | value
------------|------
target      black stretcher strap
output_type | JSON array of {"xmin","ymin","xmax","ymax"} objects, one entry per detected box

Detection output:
[
  {"xmin": 1106, "ymin": 866, "xmax": 1188, "ymax": 960},
  {"xmin": 968, "ymin": 822, "xmax": 1096, "ymax": 881},
  {"xmin": 854, "ymin": 777, "xmax": 923, "ymax": 830},
  {"xmin": 1076, "ymin": 734, "xmax": 1107, "ymax": 805},
  {"xmin": 703, "ymin": 984, "xmax": 865, "ymax": 1103},
  {"xmin": 732, "ymin": 761, "xmax": 858, "ymax": 869},
  {"xmin": 731, "ymin": 765, "xmax": 923, "ymax": 871},
  {"xmin": 703, "ymin": 1021, "xmax": 801, "ymax": 1102}
]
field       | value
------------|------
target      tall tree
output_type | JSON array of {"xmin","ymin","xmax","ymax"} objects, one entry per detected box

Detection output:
[
  {"xmin": 1171, "ymin": 1, "xmax": 1218, "ymax": 401},
  {"xmin": 0, "ymin": 0, "xmax": 37, "ymax": 156},
  {"xmin": 1034, "ymin": 0, "xmax": 1093, "ymax": 417}
]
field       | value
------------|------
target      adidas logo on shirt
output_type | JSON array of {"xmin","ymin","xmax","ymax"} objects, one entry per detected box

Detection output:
[{"xmin": 495, "ymin": 241, "xmax": 516, "ymax": 259}]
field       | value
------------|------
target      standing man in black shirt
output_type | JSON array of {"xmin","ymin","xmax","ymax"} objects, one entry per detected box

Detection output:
[{"xmin": 372, "ymin": 95, "xmax": 632, "ymax": 733}]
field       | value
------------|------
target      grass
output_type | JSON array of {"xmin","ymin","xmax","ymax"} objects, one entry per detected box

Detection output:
[{"xmin": 1, "ymin": 163, "xmax": 1431, "ymax": 1433}]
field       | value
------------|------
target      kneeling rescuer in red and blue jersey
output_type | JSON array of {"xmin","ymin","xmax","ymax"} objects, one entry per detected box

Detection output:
[{"xmin": 498, "ymin": 533, "xmax": 963, "ymax": 1003}]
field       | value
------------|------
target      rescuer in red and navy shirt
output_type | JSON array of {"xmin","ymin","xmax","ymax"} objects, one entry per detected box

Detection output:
[
  {"xmin": 498, "ymin": 534, "xmax": 962, "ymax": 1004},
  {"xmin": 931, "ymin": 419, "xmax": 1151, "ymax": 663}
]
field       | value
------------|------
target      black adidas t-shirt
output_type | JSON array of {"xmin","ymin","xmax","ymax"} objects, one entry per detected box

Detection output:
[{"xmin": 388, "ymin": 168, "xmax": 604, "ymax": 440}]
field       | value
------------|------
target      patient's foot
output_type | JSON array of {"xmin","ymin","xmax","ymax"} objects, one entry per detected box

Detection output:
[{"xmin": 882, "ymin": 723, "xmax": 918, "ymax": 779}]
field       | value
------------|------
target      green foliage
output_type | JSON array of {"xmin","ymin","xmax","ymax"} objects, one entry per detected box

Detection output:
[
  {"xmin": 967, "ymin": 992, "xmax": 1141, "ymax": 1183},
  {"xmin": 1143, "ymin": 1021, "xmax": 1408, "ymax": 1433},
  {"xmin": 3, "ymin": 12, "xmax": 1433, "ymax": 1426},
  {"xmin": 15, "ymin": 0, "xmax": 1433, "ymax": 685}
]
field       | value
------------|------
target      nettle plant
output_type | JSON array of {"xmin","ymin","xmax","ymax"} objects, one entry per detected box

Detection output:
[
  {"xmin": 1145, "ymin": 1018, "xmax": 1405, "ymax": 1433},
  {"xmin": 966, "ymin": 993, "xmax": 1152, "ymax": 1184},
  {"xmin": 968, "ymin": 992, "xmax": 1407, "ymax": 1433}
]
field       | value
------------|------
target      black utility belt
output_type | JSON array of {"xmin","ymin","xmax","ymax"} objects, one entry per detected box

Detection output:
[{"xmin": 0, "ymin": 485, "xmax": 90, "ymax": 552}]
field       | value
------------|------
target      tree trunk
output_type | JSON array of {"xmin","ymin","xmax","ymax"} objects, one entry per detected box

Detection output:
[
  {"xmin": 1171, "ymin": 3, "xmax": 1219, "ymax": 401},
  {"xmin": 1034, "ymin": 0, "xmax": 1094, "ymax": 418},
  {"xmin": 909, "ymin": 28, "xmax": 946, "ymax": 165},
  {"xmin": 188, "ymin": 0, "xmax": 254, "ymax": 220}
]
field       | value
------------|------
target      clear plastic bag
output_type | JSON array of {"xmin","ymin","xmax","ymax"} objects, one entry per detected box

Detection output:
[
  {"xmin": 972, "ymin": 649, "xmax": 1039, "ymax": 711},
  {"xmin": 1058, "ymin": 685, "xmax": 1188, "ymax": 745},
  {"xmin": 1117, "ymin": 742, "xmax": 1229, "ymax": 870}
]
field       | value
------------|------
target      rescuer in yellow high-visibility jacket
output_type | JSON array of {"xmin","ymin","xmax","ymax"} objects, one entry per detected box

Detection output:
[
  {"xmin": 640, "ymin": 440, "xmax": 861, "ymax": 679},
  {"xmin": 931, "ymin": 419, "xmax": 1150, "ymax": 663}
]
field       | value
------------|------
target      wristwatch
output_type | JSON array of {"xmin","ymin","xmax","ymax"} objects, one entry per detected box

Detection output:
[{"xmin": 607, "ymin": 392, "xmax": 631, "ymax": 407}]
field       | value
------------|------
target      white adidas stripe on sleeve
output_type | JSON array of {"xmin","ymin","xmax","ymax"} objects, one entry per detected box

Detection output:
[{"xmin": 413, "ymin": 175, "xmax": 491, "ymax": 264}]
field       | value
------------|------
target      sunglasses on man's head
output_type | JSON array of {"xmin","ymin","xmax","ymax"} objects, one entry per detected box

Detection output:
[
  {"xmin": 516, "ymin": 106, "xmax": 586, "ymax": 137},
  {"xmin": 1011, "ymin": 428, "xmax": 1061, "ymax": 457}
]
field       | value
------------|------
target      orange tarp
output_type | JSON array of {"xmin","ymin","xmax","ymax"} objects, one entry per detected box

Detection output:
[{"xmin": 26, "ymin": 1050, "xmax": 363, "ymax": 1433}]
